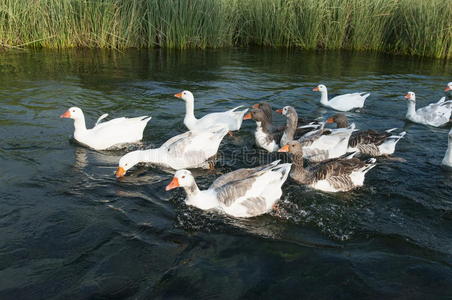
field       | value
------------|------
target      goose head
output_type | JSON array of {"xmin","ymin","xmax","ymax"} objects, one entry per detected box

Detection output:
[
  {"xmin": 252, "ymin": 102, "xmax": 272, "ymax": 111},
  {"xmin": 174, "ymin": 90, "xmax": 194, "ymax": 102},
  {"xmin": 243, "ymin": 108, "xmax": 269, "ymax": 123},
  {"xmin": 326, "ymin": 113, "xmax": 349, "ymax": 128},
  {"xmin": 313, "ymin": 84, "xmax": 327, "ymax": 92},
  {"xmin": 278, "ymin": 140, "xmax": 303, "ymax": 155},
  {"xmin": 165, "ymin": 170, "xmax": 195, "ymax": 191},
  {"xmin": 252, "ymin": 102, "xmax": 273, "ymax": 121},
  {"xmin": 115, "ymin": 150, "xmax": 141, "ymax": 178},
  {"xmin": 276, "ymin": 106, "xmax": 297, "ymax": 118},
  {"xmin": 445, "ymin": 83, "xmax": 452, "ymax": 100},
  {"xmin": 60, "ymin": 107, "xmax": 83, "ymax": 119},
  {"xmin": 404, "ymin": 91, "xmax": 416, "ymax": 102},
  {"xmin": 445, "ymin": 82, "xmax": 452, "ymax": 92}
]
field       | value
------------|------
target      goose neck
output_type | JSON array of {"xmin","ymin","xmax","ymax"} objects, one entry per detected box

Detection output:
[
  {"xmin": 184, "ymin": 99, "xmax": 197, "ymax": 126},
  {"xmin": 184, "ymin": 182, "xmax": 201, "ymax": 199},
  {"xmin": 284, "ymin": 113, "xmax": 298, "ymax": 141},
  {"xmin": 73, "ymin": 115, "xmax": 87, "ymax": 135},
  {"xmin": 406, "ymin": 100, "xmax": 416, "ymax": 118},
  {"xmin": 320, "ymin": 90, "xmax": 329, "ymax": 105}
]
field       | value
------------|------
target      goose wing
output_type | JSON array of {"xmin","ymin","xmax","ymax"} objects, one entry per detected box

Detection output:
[
  {"xmin": 349, "ymin": 130, "xmax": 391, "ymax": 147},
  {"xmin": 210, "ymin": 161, "xmax": 280, "ymax": 189},
  {"xmin": 309, "ymin": 158, "xmax": 366, "ymax": 183}
]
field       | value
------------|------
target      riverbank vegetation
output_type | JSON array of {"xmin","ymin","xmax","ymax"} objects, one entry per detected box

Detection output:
[{"xmin": 0, "ymin": 0, "xmax": 450, "ymax": 59}]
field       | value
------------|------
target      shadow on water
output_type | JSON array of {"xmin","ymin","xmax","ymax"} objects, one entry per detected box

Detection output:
[{"xmin": 0, "ymin": 48, "xmax": 452, "ymax": 299}]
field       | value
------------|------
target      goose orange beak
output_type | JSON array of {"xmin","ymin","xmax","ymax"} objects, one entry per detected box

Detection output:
[
  {"xmin": 115, "ymin": 167, "xmax": 126, "ymax": 178},
  {"xmin": 165, "ymin": 177, "xmax": 180, "ymax": 191},
  {"xmin": 278, "ymin": 145, "xmax": 290, "ymax": 152},
  {"xmin": 312, "ymin": 87, "xmax": 319, "ymax": 92},
  {"xmin": 243, "ymin": 113, "xmax": 252, "ymax": 120},
  {"xmin": 404, "ymin": 93, "xmax": 410, "ymax": 99},
  {"xmin": 326, "ymin": 117, "xmax": 334, "ymax": 123},
  {"xmin": 174, "ymin": 92, "xmax": 183, "ymax": 98},
  {"xmin": 275, "ymin": 109, "xmax": 283, "ymax": 114},
  {"xmin": 445, "ymin": 87, "xmax": 451, "ymax": 92},
  {"xmin": 60, "ymin": 110, "xmax": 71, "ymax": 118},
  {"xmin": 252, "ymin": 104, "xmax": 260, "ymax": 109}
]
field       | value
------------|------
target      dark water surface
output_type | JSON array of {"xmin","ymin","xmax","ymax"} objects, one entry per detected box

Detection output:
[{"xmin": 1, "ymin": 49, "xmax": 452, "ymax": 299}]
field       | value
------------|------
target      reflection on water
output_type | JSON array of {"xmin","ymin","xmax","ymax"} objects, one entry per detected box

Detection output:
[{"xmin": 0, "ymin": 49, "xmax": 452, "ymax": 299}]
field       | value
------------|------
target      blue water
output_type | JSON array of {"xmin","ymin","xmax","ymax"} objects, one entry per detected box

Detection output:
[{"xmin": 0, "ymin": 49, "xmax": 451, "ymax": 299}]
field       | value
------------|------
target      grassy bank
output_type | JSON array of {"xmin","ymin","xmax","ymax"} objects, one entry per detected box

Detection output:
[{"xmin": 0, "ymin": 0, "xmax": 450, "ymax": 59}]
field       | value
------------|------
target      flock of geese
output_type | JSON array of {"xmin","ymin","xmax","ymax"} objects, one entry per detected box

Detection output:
[{"xmin": 60, "ymin": 82, "xmax": 452, "ymax": 218}]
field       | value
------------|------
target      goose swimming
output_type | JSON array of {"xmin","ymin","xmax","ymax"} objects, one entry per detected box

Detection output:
[
  {"xmin": 279, "ymin": 141, "xmax": 376, "ymax": 192},
  {"xmin": 60, "ymin": 107, "xmax": 151, "ymax": 150},
  {"xmin": 165, "ymin": 160, "xmax": 291, "ymax": 218}
]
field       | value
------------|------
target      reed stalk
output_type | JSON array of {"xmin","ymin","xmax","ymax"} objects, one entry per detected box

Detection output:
[{"xmin": 0, "ymin": 0, "xmax": 450, "ymax": 59}]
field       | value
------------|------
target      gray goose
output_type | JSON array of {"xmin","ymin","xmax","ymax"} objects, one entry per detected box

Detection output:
[
  {"xmin": 327, "ymin": 114, "xmax": 406, "ymax": 156},
  {"xmin": 253, "ymin": 102, "xmax": 321, "ymax": 132},
  {"xmin": 278, "ymin": 141, "xmax": 376, "ymax": 192},
  {"xmin": 275, "ymin": 105, "xmax": 323, "ymax": 146}
]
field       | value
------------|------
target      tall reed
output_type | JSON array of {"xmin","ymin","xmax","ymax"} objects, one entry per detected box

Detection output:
[{"xmin": 0, "ymin": 0, "xmax": 450, "ymax": 59}]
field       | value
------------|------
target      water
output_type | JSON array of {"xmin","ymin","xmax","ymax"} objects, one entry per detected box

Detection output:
[{"xmin": 1, "ymin": 48, "xmax": 452, "ymax": 299}]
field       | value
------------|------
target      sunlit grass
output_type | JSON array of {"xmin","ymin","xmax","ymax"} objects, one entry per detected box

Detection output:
[{"xmin": 0, "ymin": 0, "xmax": 450, "ymax": 58}]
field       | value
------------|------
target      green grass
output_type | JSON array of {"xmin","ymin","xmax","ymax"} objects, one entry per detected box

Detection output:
[{"xmin": 0, "ymin": 0, "xmax": 450, "ymax": 59}]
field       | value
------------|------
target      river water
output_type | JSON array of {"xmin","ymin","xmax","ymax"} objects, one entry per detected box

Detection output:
[{"xmin": 0, "ymin": 49, "xmax": 451, "ymax": 299}]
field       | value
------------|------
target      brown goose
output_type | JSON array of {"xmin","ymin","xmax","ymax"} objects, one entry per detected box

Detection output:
[
  {"xmin": 278, "ymin": 141, "xmax": 376, "ymax": 192},
  {"xmin": 275, "ymin": 106, "xmax": 323, "ymax": 146},
  {"xmin": 327, "ymin": 114, "xmax": 406, "ymax": 156},
  {"xmin": 253, "ymin": 102, "xmax": 320, "ymax": 130},
  {"xmin": 243, "ymin": 108, "xmax": 283, "ymax": 152},
  {"xmin": 252, "ymin": 103, "xmax": 273, "ymax": 123}
]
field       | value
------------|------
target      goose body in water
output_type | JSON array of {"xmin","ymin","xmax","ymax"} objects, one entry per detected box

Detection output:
[
  {"xmin": 276, "ymin": 106, "xmax": 354, "ymax": 161},
  {"xmin": 442, "ymin": 128, "xmax": 452, "ymax": 167},
  {"xmin": 313, "ymin": 84, "xmax": 370, "ymax": 112},
  {"xmin": 165, "ymin": 160, "xmax": 291, "ymax": 218},
  {"xmin": 175, "ymin": 90, "xmax": 248, "ymax": 132},
  {"xmin": 327, "ymin": 114, "xmax": 406, "ymax": 156},
  {"xmin": 60, "ymin": 107, "xmax": 151, "ymax": 150},
  {"xmin": 243, "ymin": 108, "xmax": 283, "ymax": 152},
  {"xmin": 279, "ymin": 141, "xmax": 376, "ymax": 192},
  {"xmin": 404, "ymin": 92, "xmax": 452, "ymax": 127},
  {"xmin": 115, "ymin": 126, "xmax": 228, "ymax": 177}
]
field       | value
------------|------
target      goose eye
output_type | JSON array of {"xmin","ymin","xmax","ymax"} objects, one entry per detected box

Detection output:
[
  {"xmin": 182, "ymin": 175, "xmax": 185, "ymax": 179},
  {"xmin": 72, "ymin": 109, "xmax": 75, "ymax": 112}
]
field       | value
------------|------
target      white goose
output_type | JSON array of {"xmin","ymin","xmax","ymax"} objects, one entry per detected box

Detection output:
[
  {"xmin": 442, "ymin": 128, "xmax": 452, "ymax": 167},
  {"xmin": 60, "ymin": 107, "xmax": 151, "ymax": 150},
  {"xmin": 165, "ymin": 160, "xmax": 291, "ymax": 218},
  {"xmin": 404, "ymin": 92, "xmax": 452, "ymax": 127},
  {"xmin": 175, "ymin": 90, "xmax": 248, "ymax": 132},
  {"xmin": 115, "ymin": 127, "xmax": 228, "ymax": 177},
  {"xmin": 313, "ymin": 84, "xmax": 370, "ymax": 111}
]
